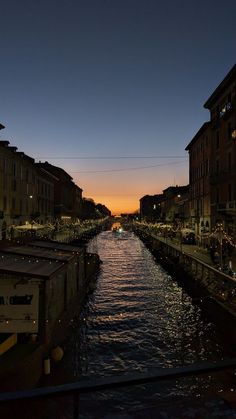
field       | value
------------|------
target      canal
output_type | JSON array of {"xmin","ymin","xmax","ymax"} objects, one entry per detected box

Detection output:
[{"xmin": 59, "ymin": 227, "xmax": 235, "ymax": 417}]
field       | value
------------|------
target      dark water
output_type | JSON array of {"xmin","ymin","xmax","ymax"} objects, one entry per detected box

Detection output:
[{"xmin": 62, "ymin": 229, "xmax": 234, "ymax": 417}]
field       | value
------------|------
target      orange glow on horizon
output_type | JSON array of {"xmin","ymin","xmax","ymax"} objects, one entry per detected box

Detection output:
[
  {"xmin": 86, "ymin": 195, "xmax": 140, "ymax": 215},
  {"xmin": 74, "ymin": 164, "xmax": 188, "ymax": 215}
]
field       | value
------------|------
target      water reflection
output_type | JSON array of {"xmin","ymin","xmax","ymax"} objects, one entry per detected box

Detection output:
[{"xmin": 63, "ymin": 229, "xmax": 233, "ymax": 416}]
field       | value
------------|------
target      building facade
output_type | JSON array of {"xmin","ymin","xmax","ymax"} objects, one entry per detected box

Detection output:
[
  {"xmin": 0, "ymin": 141, "xmax": 53, "ymax": 239},
  {"xmin": 37, "ymin": 162, "xmax": 83, "ymax": 222},
  {"xmin": 203, "ymin": 64, "xmax": 236, "ymax": 238},
  {"xmin": 139, "ymin": 194, "xmax": 162, "ymax": 221},
  {"xmin": 161, "ymin": 186, "xmax": 189, "ymax": 225},
  {"xmin": 185, "ymin": 122, "xmax": 211, "ymax": 237}
]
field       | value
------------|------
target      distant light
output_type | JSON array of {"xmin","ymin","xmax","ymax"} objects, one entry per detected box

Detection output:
[
  {"xmin": 177, "ymin": 194, "xmax": 181, "ymax": 198},
  {"xmin": 29, "ymin": 195, "xmax": 33, "ymax": 199},
  {"xmin": 232, "ymin": 129, "xmax": 236, "ymax": 139}
]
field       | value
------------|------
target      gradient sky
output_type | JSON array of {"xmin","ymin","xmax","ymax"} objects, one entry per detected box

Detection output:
[{"xmin": 1, "ymin": 0, "xmax": 235, "ymax": 214}]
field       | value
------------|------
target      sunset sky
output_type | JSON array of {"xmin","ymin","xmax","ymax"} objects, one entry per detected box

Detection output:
[{"xmin": 1, "ymin": 0, "xmax": 235, "ymax": 214}]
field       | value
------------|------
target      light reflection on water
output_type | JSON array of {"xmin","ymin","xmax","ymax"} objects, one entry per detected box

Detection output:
[{"xmin": 63, "ymin": 230, "xmax": 233, "ymax": 416}]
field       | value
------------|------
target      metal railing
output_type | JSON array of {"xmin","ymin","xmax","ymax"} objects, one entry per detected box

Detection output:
[{"xmin": 1, "ymin": 358, "xmax": 236, "ymax": 418}]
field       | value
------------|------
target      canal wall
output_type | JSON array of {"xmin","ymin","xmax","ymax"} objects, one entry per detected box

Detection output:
[{"xmin": 132, "ymin": 225, "xmax": 236, "ymax": 345}]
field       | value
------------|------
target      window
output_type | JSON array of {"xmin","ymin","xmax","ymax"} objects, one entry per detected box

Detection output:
[
  {"xmin": 3, "ymin": 196, "xmax": 7, "ymax": 211},
  {"xmin": 228, "ymin": 152, "xmax": 232, "ymax": 173},
  {"xmin": 228, "ymin": 184, "xmax": 232, "ymax": 201},
  {"xmin": 3, "ymin": 158, "xmax": 7, "ymax": 174},
  {"xmin": 3, "ymin": 175, "xmax": 7, "ymax": 190},
  {"xmin": 12, "ymin": 197, "xmax": 15, "ymax": 211},
  {"xmin": 228, "ymin": 122, "xmax": 231, "ymax": 141},
  {"xmin": 12, "ymin": 179, "xmax": 17, "ymax": 191},
  {"xmin": 13, "ymin": 162, "xmax": 16, "ymax": 177},
  {"xmin": 220, "ymin": 100, "xmax": 231, "ymax": 117}
]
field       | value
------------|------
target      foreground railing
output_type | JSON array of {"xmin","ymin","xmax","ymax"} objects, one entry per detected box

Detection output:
[{"xmin": 1, "ymin": 358, "xmax": 236, "ymax": 418}]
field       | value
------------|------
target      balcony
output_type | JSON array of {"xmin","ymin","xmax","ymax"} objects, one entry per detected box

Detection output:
[
  {"xmin": 217, "ymin": 203, "xmax": 226, "ymax": 211},
  {"xmin": 227, "ymin": 201, "xmax": 236, "ymax": 211},
  {"xmin": 210, "ymin": 170, "xmax": 234, "ymax": 185},
  {"xmin": 217, "ymin": 201, "xmax": 236, "ymax": 212}
]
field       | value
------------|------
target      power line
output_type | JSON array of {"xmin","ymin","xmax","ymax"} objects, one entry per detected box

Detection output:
[
  {"xmin": 36, "ymin": 155, "xmax": 187, "ymax": 160},
  {"xmin": 70, "ymin": 161, "xmax": 188, "ymax": 174}
]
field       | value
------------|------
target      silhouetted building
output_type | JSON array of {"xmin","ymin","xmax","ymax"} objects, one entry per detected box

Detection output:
[
  {"xmin": 37, "ymin": 162, "xmax": 83, "ymax": 222},
  {"xmin": 96, "ymin": 203, "xmax": 111, "ymax": 217},
  {"xmin": 81, "ymin": 198, "xmax": 97, "ymax": 220},
  {"xmin": 161, "ymin": 186, "xmax": 189, "ymax": 224},
  {"xmin": 204, "ymin": 64, "xmax": 236, "ymax": 238},
  {"xmin": 185, "ymin": 122, "xmax": 211, "ymax": 236},
  {"xmin": 139, "ymin": 194, "xmax": 163, "ymax": 221},
  {"xmin": 0, "ymin": 141, "xmax": 54, "ymax": 239},
  {"xmin": 34, "ymin": 165, "xmax": 55, "ymax": 224}
]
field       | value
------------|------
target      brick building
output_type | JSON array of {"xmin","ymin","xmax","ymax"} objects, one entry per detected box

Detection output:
[
  {"xmin": 185, "ymin": 122, "xmax": 211, "ymax": 236},
  {"xmin": 0, "ymin": 141, "xmax": 54, "ymax": 239},
  {"xmin": 204, "ymin": 64, "xmax": 236, "ymax": 238},
  {"xmin": 36, "ymin": 162, "xmax": 83, "ymax": 222}
]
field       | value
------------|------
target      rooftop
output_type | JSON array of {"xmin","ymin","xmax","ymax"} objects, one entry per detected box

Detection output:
[
  {"xmin": 1, "ymin": 246, "xmax": 75, "ymax": 262},
  {"xmin": 204, "ymin": 64, "xmax": 236, "ymax": 109},
  {"xmin": 0, "ymin": 253, "xmax": 65, "ymax": 279}
]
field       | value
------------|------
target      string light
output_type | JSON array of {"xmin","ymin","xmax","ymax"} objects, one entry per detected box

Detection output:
[{"xmin": 210, "ymin": 225, "xmax": 236, "ymax": 248}]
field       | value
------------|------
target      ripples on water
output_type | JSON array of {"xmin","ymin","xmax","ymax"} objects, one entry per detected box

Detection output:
[{"xmin": 63, "ymin": 229, "xmax": 233, "ymax": 416}]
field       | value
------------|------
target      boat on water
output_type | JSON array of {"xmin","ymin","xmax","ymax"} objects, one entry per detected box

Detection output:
[{"xmin": 111, "ymin": 222, "xmax": 123, "ymax": 234}]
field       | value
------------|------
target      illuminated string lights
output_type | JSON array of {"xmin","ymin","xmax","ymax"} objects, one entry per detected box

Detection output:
[{"xmin": 209, "ymin": 224, "xmax": 236, "ymax": 248}]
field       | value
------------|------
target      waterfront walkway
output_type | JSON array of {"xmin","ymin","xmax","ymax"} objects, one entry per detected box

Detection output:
[
  {"xmin": 147, "ymin": 233, "xmax": 236, "ymax": 272},
  {"xmin": 138, "ymin": 229, "xmax": 236, "ymax": 278}
]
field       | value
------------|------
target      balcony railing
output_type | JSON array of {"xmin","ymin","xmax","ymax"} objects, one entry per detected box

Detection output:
[{"xmin": 217, "ymin": 201, "xmax": 236, "ymax": 212}]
